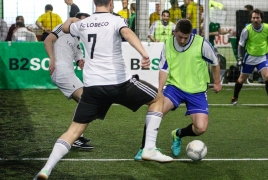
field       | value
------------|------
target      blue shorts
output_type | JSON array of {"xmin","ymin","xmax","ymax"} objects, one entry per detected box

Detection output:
[
  {"xmin": 242, "ymin": 60, "xmax": 268, "ymax": 74},
  {"xmin": 163, "ymin": 85, "xmax": 208, "ymax": 116}
]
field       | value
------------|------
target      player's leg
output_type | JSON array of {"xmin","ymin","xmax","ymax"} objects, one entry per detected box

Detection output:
[
  {"xmin": 71, "ymin": 87, "xmax": 83, "ymax": 103},
  {"xmin": 257, "ymin": 61, "xmax": 268, "ymax": 95},
  {"xmin": 34, "ymin": 122, "xmax": 88, "ymax": 180},
  {"xmin": 34, "ymin": 86, "xmax": 104, "ymax": 179},
  {"xmin": 171, "ymin": 91, "xmax": 208, "ymax": 157},
  {"xmin": 71, "ymin": 87, "xmax": 93, "ymax": 148},
  {"xmin": 134, "ymin": 84, "xmax": 179, "ymax": 160},
  {"xmin": 134, "ymin": 95, "xmax": 175, "ymax": 161},
  {"xmin": 231, "ymin": 64, "xmax": 254, "ymax": 105},
  {"xmin": 119, "ymin": 77, "xmax": 172, "ymax": 162},
  {"xmin": 52, "ymin": 71, "xmax": 92, "ymax": 149}
]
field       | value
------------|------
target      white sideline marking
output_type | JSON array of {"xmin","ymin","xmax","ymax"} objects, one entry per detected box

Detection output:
[
  {"xmin": 1, "ymin": 158, "xmax": 268, "ymax": 161},
  {"xmin": 114, "ymin": 104, "xmax": 268, "ymax": 107},
  {"xmin": 208, "ymin": 104, "xmax": 268, "ymax": 106}
]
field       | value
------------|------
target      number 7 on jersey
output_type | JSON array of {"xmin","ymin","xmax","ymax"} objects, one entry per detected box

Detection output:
[{"xmin": 88, "ymin": 34, "xmax": 97, "ymax": 59}]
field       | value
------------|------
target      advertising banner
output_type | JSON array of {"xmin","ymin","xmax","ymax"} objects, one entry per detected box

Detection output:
[
  {"xmin": 0, "ymin": 42, "xmax": 82, "ymax": 89},
  {"xmin": 0, "ymin": 42, "xmax": 163, "ymax": 89}
]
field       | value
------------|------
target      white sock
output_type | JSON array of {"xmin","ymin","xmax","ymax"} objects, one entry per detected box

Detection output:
[
  {"xmin": 42, "ymin": 139, "xmax": 71, "ymax": 174},
  {"xmin": 144, "ymin": 111, "xmax": 162, "ymax": 151}
]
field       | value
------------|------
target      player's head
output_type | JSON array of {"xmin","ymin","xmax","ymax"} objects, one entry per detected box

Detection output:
[
  {"xmin": 244, "ymin": 4, "xmax": 253, "ymax": 11},
  {"xmin": 130, "ymin": 3, "xmax": 135, "ymax": 13},
  {"xmin": 75, "ymin": 12, "xmax": 90, "ymax": 20},
  {"xmin": 16, "ymin": 16, "xmax": 24, "ymax": 23},
  {"xmin": 161, "ymin": 10, "xmax": 170, "ymax": 24},
  {"xmin": 174, "ymin": 19, "xmax": 192, "ymax": 46},
  {"xmin": 170, "ymin": 0, "xmax": 178, "ymax": 6},
  {"xmin": 121, "ymin": 0, "xmax": 128, "ymax": 9},
  {"xmin": 250, "ymin": 9, "xmax": 264, "ymax": 28},
  {"xmin": 94, "ymin": 0, "xmax": 112, "ymax": 8},
  {"xmin": 155, "ymin": 2, "xmax": 160, "ymax": 12},
  {"xmin": 64, "ymin": 0, "xmax": 73, "ymax": 5},
  {"xmin": 45, "ymin": 4, "xmax": 53, "ymax": 12}
]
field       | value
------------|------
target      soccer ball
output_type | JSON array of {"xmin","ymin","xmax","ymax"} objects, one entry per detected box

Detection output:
[{"xmin": 186, "ymin": 140, "xmax": 207, "ymax": 161}]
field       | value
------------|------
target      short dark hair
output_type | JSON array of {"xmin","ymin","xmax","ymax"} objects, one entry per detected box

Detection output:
[
  {"xmin": 45, "ymin": 4, "xmax": 53, "ymax": 11},
  {"xmin": 16, "ymin": 16, "xmax": 24, "ymax": 21},
  {"xmin": 175, "ymin": 19, "xmax": 192, "ymax": 34},
  {"xmin": 250, "ymin": 8, "xmax": 264, "ymax": 20},
  {"xmin": 162, "ymin": 10, "xmax": 170, "ymax": 16},
  {"xmin": 94, "ymin": 0, "xmax": 110, "ymax": 7},
  {"xmin": 130, "ymin": 3, "xmax": 136, "ymax": 11},
  {"xmin": 244, "ymin": 5, "xmax": 254, "ymax": 11},
  {"xmin": 75, "ymin": 12, "xmax": 90, "ymax": 19},
  {"xmin": 16, "ymin": 22, "xmax": 25, "ymax": 28}
]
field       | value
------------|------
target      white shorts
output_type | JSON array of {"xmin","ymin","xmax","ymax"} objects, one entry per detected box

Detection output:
[{"xmin": 51, "ymin": 65, "xmax": 83, "ymax": 99}]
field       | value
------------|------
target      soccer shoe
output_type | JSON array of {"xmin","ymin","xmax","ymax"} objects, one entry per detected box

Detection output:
[
  {"xmin": 33, "ymin": 169, "xmax": 49, "ymax": 180},
  {"xmin": 134, "ymin": 149, "xmax": 143, "ymax": 161},
  {"xmin": 72, "ymin": 137, "xmax": 94, "ymax": 149},
  {"xmin": 141, "ymin": 148, "xmax": 173, "ymax": 163},
  {"xmin": 171, "ymin": 129, "xmax": 182, "ymax": 157},
  {"xmin": 80, "ymin": 136, "xmax": 90, "ymax": 143},
  {"xmin": 231, "ymin": 97, "xmax": 238, "ymax": 105}
]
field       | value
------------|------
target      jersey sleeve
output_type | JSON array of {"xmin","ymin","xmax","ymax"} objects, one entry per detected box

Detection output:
[
  {"xmin": 238, "ymin": 28, "xmax": 248, "ymax": 47},
  {"xmin": 69, "ymin": 21, "xmax": 81, "ymax": 37},
  {"xmin": 148, "ymin": 21, "xmax": 157, "ymax": 36},
  {"xmin": 202, "ymin": 39, "xmax": 218, "ymax": 66},
  {"xmin": 115, "ymin": 16, "xmax": 128, "ymax": 35},
  {"xmin": 51, "ymin": 24, "xmax": 64, "ymax": 38},
  {"xmin": 158, "ymin": 44, "xmax": 169, "ymax": 73}
]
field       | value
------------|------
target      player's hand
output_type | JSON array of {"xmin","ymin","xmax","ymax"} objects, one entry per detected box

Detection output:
[
  {"xmin": 49, "ymin": 61, "xmax": 55, "ymax": 75},
  {"xmin": 213, "ymin": 82, "xmax": 222, "ymax": 93},
  {"xmin": 78, "ymin": 59, "xmax": 85, "ymax": 70},
  {"xmin": 141, "ymin": 56, "xmax": 150, "ymax": 69}
]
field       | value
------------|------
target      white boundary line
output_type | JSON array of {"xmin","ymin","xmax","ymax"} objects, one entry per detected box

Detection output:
[
  {"xmin": 208, "ymin": 104, "xmax": 268, "ymax": 106},
  {"xmin": 118, "ymin": 104, "xmax": 268, "ymax": 107},
  {"xmin": 1, "ymin": 158, "xmax": 268, "ymax": 161}
]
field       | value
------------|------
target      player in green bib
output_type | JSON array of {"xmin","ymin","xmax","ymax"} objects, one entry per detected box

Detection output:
[
  {"xmin": 231, "ymin": 9, "xmax": 268, "ymax": 105},
  {"xmin": 134, "ymin": 20, "xmax": 221, "ymax": 159},
  {"xmin": 148, "ymin": 10, "xmax": 176, "ymax": 42}
]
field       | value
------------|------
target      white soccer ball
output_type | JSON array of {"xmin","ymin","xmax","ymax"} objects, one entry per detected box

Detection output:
[{"xmin": 186, "ymin": 140, "xmax": 207, "ymax": 161}]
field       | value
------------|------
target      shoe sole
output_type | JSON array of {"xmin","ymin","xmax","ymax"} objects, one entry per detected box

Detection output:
[
  {"xmin": 134, "ymin": 159, "xmax": 143, "ymax": 161},
  {"xmin": 142, "ymin": 157, "xmax": 173, "ymax": 163},
  {"xmin": 72, "ymin": 145, "xmax": 94, "ymax": 149},
  {"xmin": 37, "ymin": 174, "xmax": 48, "ymax": 180}
]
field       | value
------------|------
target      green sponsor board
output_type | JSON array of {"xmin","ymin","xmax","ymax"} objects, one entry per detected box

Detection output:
[{"xmin": 0, "ymin": 42, "xmax": 83, "ymax": 89}]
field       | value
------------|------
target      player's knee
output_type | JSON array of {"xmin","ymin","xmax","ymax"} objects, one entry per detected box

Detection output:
[{"xmin": 193, "ymin": 124, "xmax": 207, "ymax": 135}]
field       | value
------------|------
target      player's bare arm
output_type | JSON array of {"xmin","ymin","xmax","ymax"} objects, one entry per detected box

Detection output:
[
  {"xmin": 158, "ymin": 70, "xmax": 168, "ymax": 92},
  {"xmin": 211, "ymin": 64, "xmax": 222, "ymax": 93},
  {"xmin": 62, "ymin": 17, "xmax": 79, "ymax": 33},
  {"xmin": 44, "ymin": 33, "xmax": 57, "ymax": 75},
  {"xmin": 120, "ymin": 27, "xmax": 150, "ymax": 68}
]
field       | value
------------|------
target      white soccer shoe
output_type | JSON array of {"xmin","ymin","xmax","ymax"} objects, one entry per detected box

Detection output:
[{"xmin": 141, "ymin": 148, "xmax": 173, "ymax": 163}]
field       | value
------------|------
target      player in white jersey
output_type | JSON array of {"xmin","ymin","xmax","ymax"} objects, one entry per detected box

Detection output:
[
  {"xmin": 34, "ymin": 1, "xmax": 173, "ymax": 179},
  {"xmin": 231, "ymin": 9, "xmax": 268, "ymax": 105},
  {"xmin": 43, "ymin": 12, "xmax": 92, "ymax": 149}
]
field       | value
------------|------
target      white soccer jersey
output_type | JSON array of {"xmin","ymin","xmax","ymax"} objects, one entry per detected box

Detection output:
[
  {"xmin": 159, "ymin": 34, "xmax": 218, "ymax": 72},
  {"xmin": 69, "ymin": 12, "xmax": 131, "ymax": 87},
  {"xmin": 52, "ymin": 24, "xmax": 83, "ymax": 67}
]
